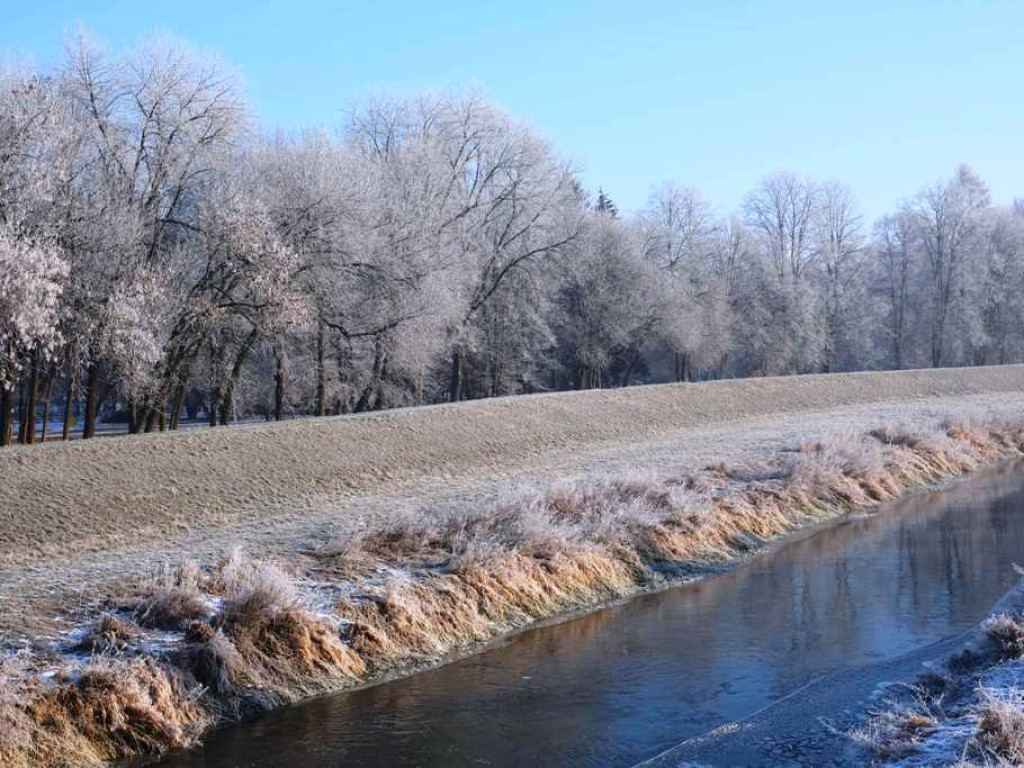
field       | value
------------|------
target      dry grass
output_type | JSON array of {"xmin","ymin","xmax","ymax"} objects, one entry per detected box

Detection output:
[
  {"xmin": 325, "ymin": 417, "xmax": 1024, "ymax": 683},
  {"xmin": 0, "ymin": 657, "xmax": 209, "ymax": 768},
  {"xmin": 985, "ymin": 614, "xmax": 1024, "ymax": 661},
  {"xmin": 970, "ymin": 688, "xmax": 1024, "ymax": 764},
  {"xmin": 210, "ymin": 549, "xmax": 365, "ymax": 704},
  {"xmin": 133, "ymin": 562, "xmax": 211, "ymax": 631},
  {"xmin": 74, "ymin": 615, "xmax": 140, "ymax": 655},
  {"xmin": 1, "ymin": 551, "xmax": 365, "ymax": 767},
  {"xmin": 857, "ymin": 613, "xmax": 1024, "ymax": 765},
  {"xmin": 851, "ymin": 704, "xmax": 941, "ymax": 760}
]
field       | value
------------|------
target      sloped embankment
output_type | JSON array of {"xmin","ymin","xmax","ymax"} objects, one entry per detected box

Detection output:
[
  {"xmin": 2, "ymin": 365, "xmax": 1024, "ymax": 566},
  {"xmin": 4, "ymin": 405, "xmax": 1024, "ymax": 765}
]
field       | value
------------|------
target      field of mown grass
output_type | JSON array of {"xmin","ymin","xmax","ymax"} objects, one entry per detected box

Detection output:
[{"xmin": 2, "ymin": 365, "xmax": 1024, "ymax": 567}]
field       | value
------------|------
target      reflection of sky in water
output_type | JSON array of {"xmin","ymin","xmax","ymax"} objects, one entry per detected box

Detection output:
[{"xmin": 147, "ymin": 463, "xmax": 1024, "ymax": 768}]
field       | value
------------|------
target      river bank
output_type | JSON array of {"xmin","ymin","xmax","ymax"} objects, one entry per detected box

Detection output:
[
  {"xmin": 5, "ymin": 397, "xmax": 1024, "ymax": 765},
  {"xmin": 850, "ymin": 579, "xmax": 1024, "ymax": 766}
]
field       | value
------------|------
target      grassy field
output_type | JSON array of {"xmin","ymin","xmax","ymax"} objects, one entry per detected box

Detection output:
[
  {"xmin": 3, "ymin": 365, "xmax": 1024, "ymax": 567},
  {"xmin": 4, "ymin": 366, "xmax": 1024, "ymax": 767}
]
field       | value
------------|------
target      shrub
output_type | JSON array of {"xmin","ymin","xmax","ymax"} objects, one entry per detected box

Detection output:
[
  {"xmin": 985, "ymin": 613, "xmax": 1024, "ymax": 660},
  {"xmin": 134, "ymin": 561, "xmax": 211, "ymax": 630},
  {"xmin": 75, "ymin": 614, "xmax": 140, "ymax": 654},
  {"xmin": 973, "ymin": 688, "xmax": 1024, "ymax": 763}
]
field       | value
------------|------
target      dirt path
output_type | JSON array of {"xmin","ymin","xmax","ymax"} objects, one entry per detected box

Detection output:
[{"xmin": 4, "ymin": 376, "xmax": 1024, "ymax": 644}]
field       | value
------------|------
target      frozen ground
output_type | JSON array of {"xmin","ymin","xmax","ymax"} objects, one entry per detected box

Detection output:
[{"xmin": 2, "ymin": 366, "xmax": 1024, "ymax": 644}]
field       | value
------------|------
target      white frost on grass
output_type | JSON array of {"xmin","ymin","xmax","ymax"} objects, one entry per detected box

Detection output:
[{"xmin": 880, "ymin": 658, "xmax": 1024, "ymax": 766}]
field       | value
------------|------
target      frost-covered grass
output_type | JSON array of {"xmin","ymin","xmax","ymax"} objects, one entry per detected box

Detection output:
[
  {"xmin": 133, "ymin": 561, "xmax": 212, "ymax": 630},
  {"xmin": 5, "ymin": 412, "xmax": 1024, "ymax": 766},
  {"xmin": 857, "ymin": 611, "xmax": 1024, "ymax": 767}
]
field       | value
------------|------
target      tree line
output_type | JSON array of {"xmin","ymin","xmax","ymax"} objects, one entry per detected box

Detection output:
[{"xmin": 2, "ymin": 34, "xmax": 1023, "ymax": 446}]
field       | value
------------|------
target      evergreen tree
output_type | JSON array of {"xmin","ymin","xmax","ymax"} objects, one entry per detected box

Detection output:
[{"xmin": 595, "ymin": 187, "xmax": 619, "ymax": 218}]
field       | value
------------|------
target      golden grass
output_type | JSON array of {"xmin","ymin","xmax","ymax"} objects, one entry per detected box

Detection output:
[
  {"xmin": 973, "ymin": 688, "xmax": 1024, "ymax": 764},
  {"xmin": 1, "ymin": 659, "xmax": 209, "ymax": 768},
  {"xmin": 4, "ymin": 416, "xmax": 1024, "ymax": 766},
  {"xmin": 850, "ymin": 705, "xmax": 940, "ymax": 761},
  {"xmin": 327, "ymin": 420, "xmax": 1024, "ymax": 684}
]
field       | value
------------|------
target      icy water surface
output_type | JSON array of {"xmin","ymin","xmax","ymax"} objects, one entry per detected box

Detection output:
[{"xmin": 148, "ymin": 462, "xmax": 1024, "ymax": 767}]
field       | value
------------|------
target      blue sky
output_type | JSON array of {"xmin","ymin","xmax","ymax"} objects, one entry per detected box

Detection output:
[{"xmin": 3, "ymin": 0, "xmax": 1023, "ymax": 220}]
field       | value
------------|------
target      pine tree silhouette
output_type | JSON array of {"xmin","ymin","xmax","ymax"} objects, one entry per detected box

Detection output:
[{"xmin": 595, "ymin": 187, "xmax": 619, "ymax": 218}]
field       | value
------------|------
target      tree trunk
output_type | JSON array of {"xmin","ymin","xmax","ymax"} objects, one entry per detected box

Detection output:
[
  {"xmin": 0, "ymin": 383, "xmax": 13, "ymax": 446},
  {"xmin": 24, "ymin": 354, "xmax": 40, "ymax": 444},
  {"xmin": 621, "ymin": 348, "xmax": 642, "ymax": 388},
  {"xmin": 17, "ymin": 377, "xmax": 28, "ymax": 443},
  {"xmin": 448, "ymin": 349, "xmax": 462, "ymax": 403},
  {"xmin": 374, "ymin": 355, "xmax": 390, "ymax": 411},
  {"xmin": 208, "ymin": 387, "xmax": 221, "ymax": 427},
  {"xmin": 40, "ymin": 368, "xmax": 54, "ymax": 443},
  {"xmin": 219, "ymin": 329, "xmax": 258, "ymax": 426},
  {"xmin": 674, "ymin": 351, "xmax": 693, "ymax": 383},
  {"xmin": 576, "ymin": 363, "xmax": 587, "ymax": 390},
  {"xmin": 144, "ymin": 400, "xmax": 163, "ymax": 433},
  {"xmin": 82, "ymin": 361, "xmax": 101, "ymax": 439},
  {"xmin": 62, "ymin": 357, "xmax": 78, "ymax": 441},
  {"xmin": 169, "ymin": 360, "xmax": 194, "ymax": 431},
  {"xmin": 218, "ymin": 387, "xmax": 233, "ymax": 426},
  {"xmin": 931, "ymin": 307, "xmax": 947, "ymax": 368},
  {"xmin": 127, "ymin": 398, "xmax": 141, "ymax": 434},
  {"xmin": 274, "ymin": 352, "xmax": 285, "ymax": 421},
  {"xmin": 314, "ymin": 323, "xmax": 326, "ymax": 417},
  {"xmin": 170, "ymin": 383, "xmax": 186, "ymax": 430},
  {"xmin": 356, "ymin": 338, "xmax": 386, "ymax": 413}
]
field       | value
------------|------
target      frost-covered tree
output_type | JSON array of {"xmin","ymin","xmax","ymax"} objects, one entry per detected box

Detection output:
[
  {"xmin": 551, "ymin": 211, "xmax": 662, "ymax": 388},
  {"xmin": 62, "ymin": 32, "xmax": 246, "ymax": 434},
  {"xmin": 0, "ymin": 227, "xmax": 68, "ymax": 444},
  {"xmin": 4, "ymin": 30, "xmax": 1024, "ymax": 447},
  {"xmin": 0, "ymin": 62, "xmax": 77, "ymax": 444},
  {"xmin": 743, "ymin": 173, "xmax": 823, "ymax": 374},
  {"xmin": 813, "ymin": 181, "xmax": 869, "ymax": 372},
  {"xmin": 873, "ymin": 212, "xmax": 918, "ymax": 370},
  {"xmin": 975, "ymin": 206, "xmax": 1024, "ymax": 365},
  {"xmin": 905, "ymin": 165, "xmax": 990, "ymax": 367},
  {"xmin": 639, "ymin": 182, "xmax": 726, "ymax": 381}
]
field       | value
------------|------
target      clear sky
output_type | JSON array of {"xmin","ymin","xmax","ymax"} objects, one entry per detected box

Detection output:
[{"xmin": 3, "ymin": 0, "xmax": 1023, "ymax": 221}]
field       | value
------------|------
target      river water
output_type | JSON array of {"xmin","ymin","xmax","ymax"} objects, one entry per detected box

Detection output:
[{"xmin": 149, "ymin": 462, "xmax": 1024, "ymax": 767}]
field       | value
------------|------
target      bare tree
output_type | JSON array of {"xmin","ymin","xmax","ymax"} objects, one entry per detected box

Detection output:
[
  {"xmin": 906, "ymin": 165, "xmax": 990, "ymax": 367},
  {"xmin": 743, "ymin": 173, "xmax": 823, "ymax": 373},
  {"xmin": 744, "ymin": 172, "xmax": 819, "ymax": 280},
  {"xmin": 814, "ymin": 181, "xmax": 866, "ymax": 372},
  {"xmin": 551, "ymin": 211, "xmax": 661, "ymax": 389},
  {"xmin": 63, "ymin": 32, "xmax": 246, "ymax": 434},
  {"xmin": 874, "ymin": 212, "xmax": 916, "ymax": 369},
  {"xmin": 640, "ymin": 183, "xmax": 728, "ymax": 381}
]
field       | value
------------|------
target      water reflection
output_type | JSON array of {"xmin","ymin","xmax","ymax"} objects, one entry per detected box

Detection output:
[{"xmin": 148, "ymin": 463, "xmax": 1024, "ymax": 768}]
